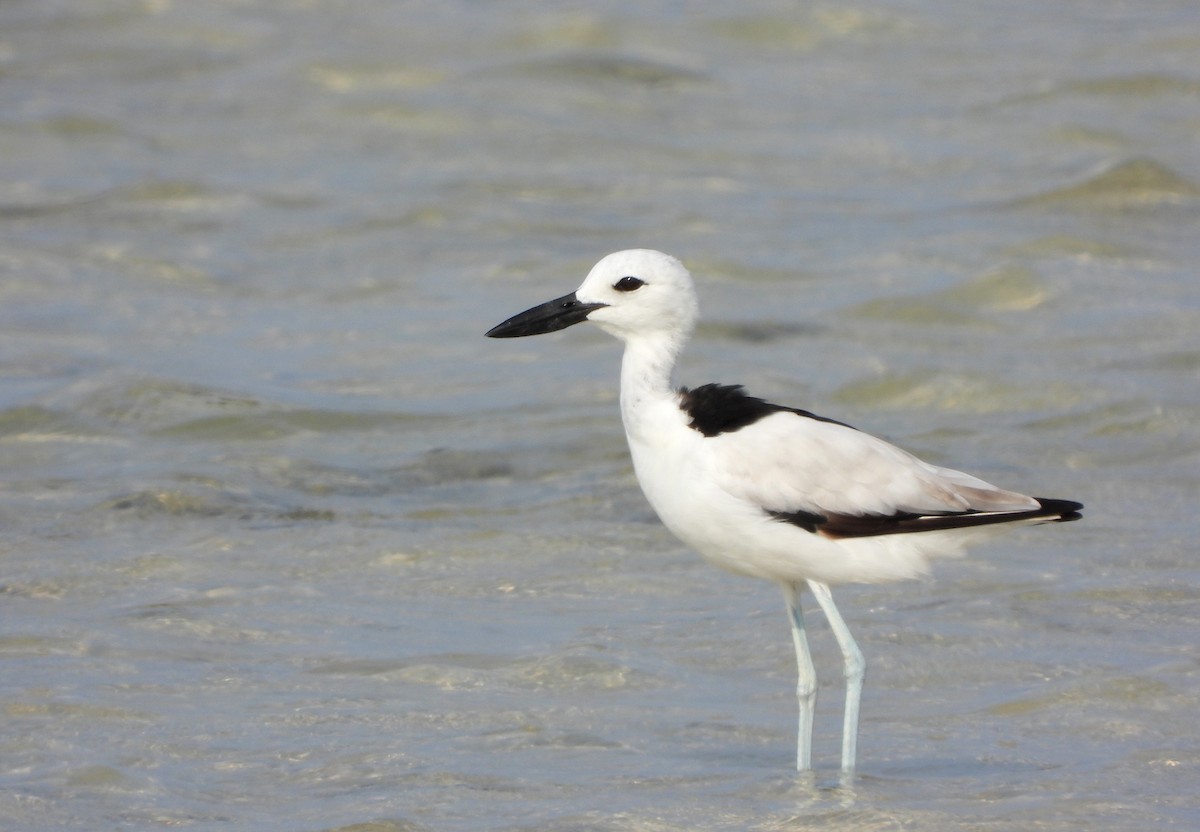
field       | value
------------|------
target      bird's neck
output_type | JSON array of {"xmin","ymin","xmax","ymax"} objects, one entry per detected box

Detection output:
[{"xmin": 618, "ymin": 331, "xmax": 685, "ymax": 441}]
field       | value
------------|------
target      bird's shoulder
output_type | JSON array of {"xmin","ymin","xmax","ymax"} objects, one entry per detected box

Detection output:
[{"xmin": 677, "ymin": 382, "xmax": 854, "ymax": 438}]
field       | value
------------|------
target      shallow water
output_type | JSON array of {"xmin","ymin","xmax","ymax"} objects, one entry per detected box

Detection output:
[{"xmin": 2, "ymin": 1, "xmax": 1199, "ymax": 830}]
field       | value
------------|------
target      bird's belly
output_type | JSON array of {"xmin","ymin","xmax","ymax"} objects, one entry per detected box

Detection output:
[{"xmin": 628, "ymin": 438, "xmax": 819, "ymax": 581}]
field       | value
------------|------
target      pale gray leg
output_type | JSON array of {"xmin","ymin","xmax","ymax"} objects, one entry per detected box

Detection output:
[
  {"xmin": 782, "ymin": 582, "xmax": 817, "ymax": 771},
  {"xmin": 808, "ymin": 580, "xmax": 865, "ymax": 774}
]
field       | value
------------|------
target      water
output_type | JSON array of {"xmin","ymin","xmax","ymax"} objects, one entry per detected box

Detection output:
[{"xmin": 2, "ymin": 1, "xmax": 1198, "ymax": 829}]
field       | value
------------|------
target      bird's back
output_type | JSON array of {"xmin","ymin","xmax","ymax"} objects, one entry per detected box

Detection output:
[{"xmin": 622, "ymin": 382, "xmax": 1077, "ymax": 586}]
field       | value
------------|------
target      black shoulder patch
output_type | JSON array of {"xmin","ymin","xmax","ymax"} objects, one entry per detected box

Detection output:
[
  {"xmin": 678, "ymin": 383, "xmax": 855, "ymax": 437},
  {"xmin": 679, "ymin": 384, "xmax": 781, "ymax": 437}
]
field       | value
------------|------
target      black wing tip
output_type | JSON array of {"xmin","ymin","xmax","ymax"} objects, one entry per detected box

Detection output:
[
  {"xmin": 1034, "ymin": 497, "xmax": 1084, "ymax": 522},
  {"xmin": 770, "ymin": 498, "xmax": 1084, "ymax": 540}
]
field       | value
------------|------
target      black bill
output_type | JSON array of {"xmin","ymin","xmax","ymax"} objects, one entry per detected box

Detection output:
[{"xmin": 485, "ymin": 292, "xmax": 607, "ymax": 338}]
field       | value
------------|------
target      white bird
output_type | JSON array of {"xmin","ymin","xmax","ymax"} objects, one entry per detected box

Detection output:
[{"xmin": 486, "ymin": 249, "xmax": 1082, "ymax": 774}]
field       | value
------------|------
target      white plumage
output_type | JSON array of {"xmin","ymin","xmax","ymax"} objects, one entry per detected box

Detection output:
[{"xmin": 488, "ymin": 249, "xmax": 1081, "ymax": 774}]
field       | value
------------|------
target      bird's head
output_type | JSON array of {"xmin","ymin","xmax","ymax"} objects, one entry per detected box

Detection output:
[{"xmin": 486, "ymin": 249, "xmax": 699, "ymax": 344}]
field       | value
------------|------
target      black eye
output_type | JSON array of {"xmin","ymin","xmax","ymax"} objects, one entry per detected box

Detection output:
[{"xmin": 614, "ymin": 276, "xmax": 644, "ymax": 292}]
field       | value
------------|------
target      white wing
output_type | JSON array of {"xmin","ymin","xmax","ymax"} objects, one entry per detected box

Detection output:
[{"xmin": 705, "ymin": 411, "xmax": 1038, "ymax": 521}]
